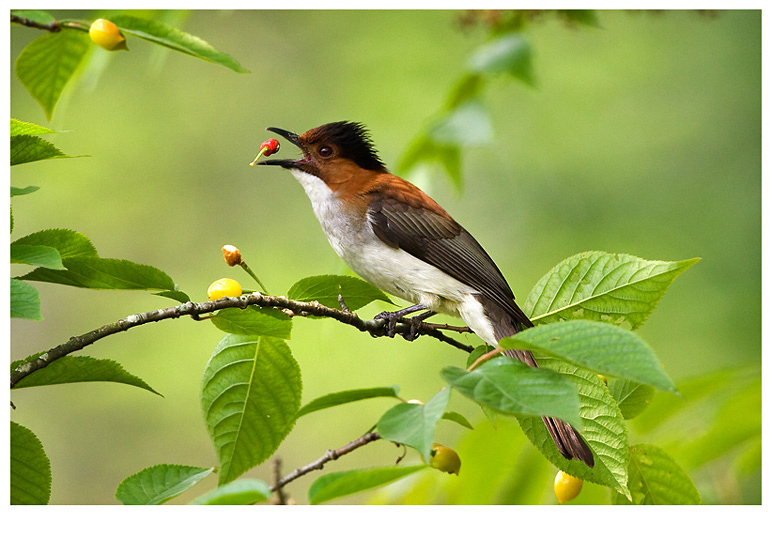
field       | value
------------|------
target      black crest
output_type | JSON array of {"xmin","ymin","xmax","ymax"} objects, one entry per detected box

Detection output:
[{"xmin": 308, "ymin": 121, "xmax": 388, "ymax": 172}]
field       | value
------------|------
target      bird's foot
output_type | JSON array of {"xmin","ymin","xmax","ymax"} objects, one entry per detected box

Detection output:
[{"xmin": 374, "ymin": 304, "xmax": 434, "ymax": 339}]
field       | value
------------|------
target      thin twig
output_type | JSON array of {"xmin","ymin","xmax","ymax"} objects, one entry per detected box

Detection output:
[
  {"xmin": 272, "ymin": 458, "xmax": 288, "ymax": 505},
  {"xmin": 10, "ymin": 14, "xmax": 61, "ymax": 31},
  {"xmin": 10, "ymin": 292, "xmax": 473, "ymax": 388},
  {"xmin": 271, "ymin": 432, "xmax": 382, "ymax": 491},
  {"xmin": 467, "ymin": 346, "xmax": 503, "ymax": 371}
]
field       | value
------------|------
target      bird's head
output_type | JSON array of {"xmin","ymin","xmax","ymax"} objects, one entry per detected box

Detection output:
[{"xmin": 257, "ymin": 121, "xmax": 388, "ymax": 184}]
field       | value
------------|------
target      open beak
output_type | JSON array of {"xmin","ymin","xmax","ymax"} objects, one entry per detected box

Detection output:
[{"xmin": 256, "ymin": 127, "xmax": 304, "ymax": 169}]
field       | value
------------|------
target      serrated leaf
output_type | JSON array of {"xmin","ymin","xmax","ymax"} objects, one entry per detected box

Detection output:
[
  {"xmin": 377, "ymin": 387, "xmax": 450, "ymax": 461},
  {"xmin": 11, "ymin": 134, "xmax": 71, "ymax": 166},
  {"xmin": 110, "ymin": 15, "xmax": 248, "ymax": 73},
  {"xmin": 500, "ymin": 320, "xmax": 677, "ymax": 393},
  {"xmin": 526, "ymin": 251, "xmax": 699, "ymax": 330},
  {"xmin": 115, "ymin": 465, "xmax": 214, "ymax": 505},
  {"xmin": 442, "ymin": 360, "xmax": 581, "ymax": 428},
  {"xmin": 287, "ymin": 274, "xmax": 392, "ymax": 311},
  {"xmin": 11, "ymin": 278, "xmax": 42, "ymax": 320},
  {"xmin": 11, "ymin": 185, "xmax": 40, "ymax": 197},
  {"xmin": 210, "ymin": 306, "xmax": 292, "ymax": 339},
  {"xmin": 21, "ymin": 256, "xmax": 176, "ymax": 290},
  {"xmin": 297, "ymin": 386, "xmax": 400, "ymax": 419},
  {"xmin": 10, "ymin": 244, "xmax": 64, "ymax": 270},
  {"xmin": 11, "ymin": 228, "xmax": 98, "ymax": 258},
  {"xmin": 518, "ymin": 358, "xmax": 630, "ymax": 498},
  {"xmin": 10, "ymin": 422, "xmax": 51, "ymax": 504},
  {"xmin": 11, "ymin": 118, "xmax": 59, "ymax": 136},
  {"xmin": 468, "ymin": 33, "xmax": 533, "ymax": 84},
  {"xmin": 201, "ymin": 335, "xmax": 301, "ymax": 485},
  {"xmin": 189, "ymin": 478, "xmax": 271, "ymax": 505},
  {"xmin": 308, "ymin": 465, "xmax": 426, "ymax": 505},
  {"xmin": 609, "ymin": 379, "xmax": 656, "ymax": 420},
  {"xmin": 612, "ymin": 444, "xmax": 700, "ymax": 504},
  {"xmin": 12, "ymin": 355, "xmax": 161, "ymax": 396},
  {"xmin": 15, "ymin": 30, "xmax": 91, "ymax": 119}
]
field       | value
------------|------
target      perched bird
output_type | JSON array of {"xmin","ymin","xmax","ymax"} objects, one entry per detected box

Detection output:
[{"xmin": 257, "ymin": 121, "xmax": 594, "ymax": 467}]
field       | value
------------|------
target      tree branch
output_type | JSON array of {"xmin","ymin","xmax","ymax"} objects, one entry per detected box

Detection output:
[
  {"xmin": 11, "ymin": 292, "xmax": 473, "ymax": 388},
  {"xmin": 10, "ymin": 14, "xmax": 61, "ymax": 32},
  {"xmin": 271, "ymin": 432, "xmax": 382, "ymax": 492}
]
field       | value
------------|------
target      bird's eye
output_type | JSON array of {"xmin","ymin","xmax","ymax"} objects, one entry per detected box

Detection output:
[{"xmin": 318, "ymin": 146, "xmax": 333, "ymax": 157}]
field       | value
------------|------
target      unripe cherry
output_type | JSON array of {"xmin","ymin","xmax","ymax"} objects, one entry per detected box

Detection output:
[
  {"xmin": 207, "ymin": 278, "xmax": 243, "ymax": 301},
  {"xmin": 89, "ymin": 19, "xmax": 128, "ymax": 51},
  {"xmin": 429, "ymin": 443, "xmax": 461, "ymax": 475},
  {"xmin": 554, "ymin": 470, "xmax": 583, "ymax": 503}
]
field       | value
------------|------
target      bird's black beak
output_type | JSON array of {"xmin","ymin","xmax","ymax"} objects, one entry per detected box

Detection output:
[{"xmin": 256, "ymin": 127, "xmax": 304, "ymax": 168}]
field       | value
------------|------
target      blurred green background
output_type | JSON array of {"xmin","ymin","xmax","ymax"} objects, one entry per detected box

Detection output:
[{"xmin": 10, "ymin": 10, "xmax": 760, "ymax": 504}]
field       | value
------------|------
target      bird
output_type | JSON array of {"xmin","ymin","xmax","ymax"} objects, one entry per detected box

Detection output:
[{"xmin": 257, "ymin": 121, "xmax": 594, "ymax": 467}]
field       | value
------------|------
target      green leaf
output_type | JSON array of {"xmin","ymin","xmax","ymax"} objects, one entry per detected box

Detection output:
[
  {"xmin": 11, "ymin": 185, "xmax": 40, "ymax": 197},
  {"xmin": 468, "ymin": 33, "xmax": 534, "ymax": 84},
  {"xmin": 210, "ymin": 306, "xmax": 292, "ymax": 339},
  {"xmin": 612, "ymin": 444, "xmax": 701, "ymax": 505},
  {"xmin": 21, "ymin": 256, "xmax": 176, "ymax": 290},
  {"xmin": 109, "ymin": 15, "xmax": 249, "ymax": 73},
  {"xmin": 201, "ymin": 335, "xmax": 301, "ymax": 485},
  {"xmin": 517, "ymin": 358, "xmax": 630, "ymax": 498},
  {"xmin": 10, "ymin": 422, "xmax": 51, "ymax": 504},
  {"xmin": 12, "ymin": 355, "xmax": 161, "ymax": 396},
  {"xmin": 308, "ymin": 465, "xmax": 427, "ymax": 505},
  {"xmin": 608, "ymin": 379, "xmax": 656, "ymax": 420},
  {"xmin": 377, "ymin": 387, "xmax": 450, "ymax": 462},
  {"xmin": 500, "ymin": 320, "xmax": 677, "ymax": 393},
  {"xmin": 442, "ymin": 359, "xmax": 581, "ymax": 428},
  {"xmin": 11, "ymin": 229, "xmax": 98, "ymax": 258},
  {"xmin": 10, "ymin": 134, "xmax": 72, "ymax": 166},
  {"xmin": 10, "ymin": 244, "xmax": 64, "ymax": 270},
  {"xmin": 441, "ymin": 411, "xmax": 474, "ymax": 430},
  {"xmin": 298, "ymin": 386, "xmax": 400, "ymax": 418},
  {"xmin": 15, "ymin": 30, "xmax": 91, "ymax": 120},
  {"xmin": 526, "ymin": 251, "xmax": 699, "ymax": 330},
  {"xmin": 115, "ymin": 465, "xmax": 214, "ymax": 505},
  {"xmin": 189, "ymin": 478, "xmax": 271, "ymax": 505},
  {"xmin": 11, "ymin": 118, "xmax": 59, "ymax": 136},
  {"xmin": 445, "ymin": 73, "xmax": 486, "ymax": 110},
  {"xmin": 287, "ymin": 274, "xmax": 393, "ymax": 311},
  {"xmin": 11, "ymin": 10, "xmax": 56, "ymax": 24},
  {"xmin": 428, "ymin": 100, "xmax": 494, "ymax": 147},
  {"xmin": 465, "ymin": 344, "xmax": 495, "ymax": 368},
  {"xmin": 11, "ymin": 278, "xmax": 42, "ymax": 320}
]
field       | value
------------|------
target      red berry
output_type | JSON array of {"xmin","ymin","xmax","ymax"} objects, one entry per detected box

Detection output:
[{"xmin": 260, "ymin": 138, "xmax": 280, "ymax": 156}]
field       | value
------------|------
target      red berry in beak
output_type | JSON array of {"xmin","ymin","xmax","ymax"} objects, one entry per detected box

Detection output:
[{"xmin": 250, "ymin": 138, "xmax": 281, "ymax": 166}]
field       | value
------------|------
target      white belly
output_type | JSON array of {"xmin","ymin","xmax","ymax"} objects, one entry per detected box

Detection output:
[{"xmin": 290, "ymin": 169, "xmax": 498, "ymax": 345}]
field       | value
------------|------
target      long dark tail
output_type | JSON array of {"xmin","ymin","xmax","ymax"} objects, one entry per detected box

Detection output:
[
  {"xmin": 504, "ymin": 347, "xmax": 595, "ymax": 467},
  {"xmin": 478, "ymin": 298, "xmax": 594, "ymax": 467}
]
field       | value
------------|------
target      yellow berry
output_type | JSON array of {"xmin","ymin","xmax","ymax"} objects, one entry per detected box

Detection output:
[
  {"xmin": 207, "ymin": 278, "xmax": 242, "ymax": 301},
  {"xmin": 221, "ymin": 245, "xmax": 242, "ymax": 267},
  {"xmin": 89, "ymin": 19, "xmax": 128, "ymax": 51},
  {"xmin": 429, "ymin": 443, "xmax": 461, "ymax": 475},
  {"xmin": 554, "ymin": 470, "xmax": 583, "ymax": 503}
]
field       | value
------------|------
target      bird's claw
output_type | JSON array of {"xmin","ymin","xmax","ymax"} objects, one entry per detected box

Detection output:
[
  {"xmin": 375, "ymin": 310, "xmax": 400, "ymax": 338},
  {"xmin": 375, "ymin": 305, "xmax": 434, "ymax": 340}
]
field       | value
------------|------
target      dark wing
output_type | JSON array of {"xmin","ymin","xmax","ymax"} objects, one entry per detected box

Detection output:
[{"xmin": 368, "ymin": 192, "xmax": 532, "ymax": 330}]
